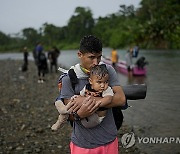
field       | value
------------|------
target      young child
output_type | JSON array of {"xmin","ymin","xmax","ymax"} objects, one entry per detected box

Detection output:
[{"xmin": 51, "ymin": 64, "xmax": 114, "ymax": 130}]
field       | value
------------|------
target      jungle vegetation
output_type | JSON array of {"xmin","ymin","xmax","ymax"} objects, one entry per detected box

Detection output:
[{"xmin": 0, "ymin": 0, "xmax": 179, "ymax": 52}]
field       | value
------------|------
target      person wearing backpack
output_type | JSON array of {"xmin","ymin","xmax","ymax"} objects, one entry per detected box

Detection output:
[
  {"xmin": 37, "ymin": 50, "xmax": 48, "ymax": 83},
  {"xmin": 55, "ymin": 35, "xmax": 126, "ymax": 154},
  {"xmin": 48, "ymin": 46, "xmax": 60, "ymax": 73},
  {"xmin": 51, "ymin": 64, "xmax": 114, "ymax": 130}
]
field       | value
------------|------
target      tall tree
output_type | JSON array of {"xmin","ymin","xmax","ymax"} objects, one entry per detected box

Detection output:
[
  {"xmin": 137, "ymin": 0, "xmax": 180, "ymax": 48},
  {"xmin": 0, "ymin": 31, "xmax": 11, "ymax": 45},
  {"xmin": 42, "ymin": 23, "xmax": 62, "ymax": 46},
  {"xmin": 22, "ymin": 28, "xmax": 40, "ymax": 46},
  {"xmin": 67, "ymin": 7, "xmax": 94, "ymax": 42}
]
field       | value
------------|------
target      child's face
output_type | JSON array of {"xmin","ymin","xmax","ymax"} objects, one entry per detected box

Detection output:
[{"xmin": 89, "ymin": 74, "xmax": 109, "ymax": 92}]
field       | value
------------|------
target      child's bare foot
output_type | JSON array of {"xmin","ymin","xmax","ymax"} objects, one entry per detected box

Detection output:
[
  {"xmin": 51, "ymin": 114, "xmax": 69, "ymax": 131},
  {"xmin": 51, "ymin": 122, "xmax": 61, "ymax": 130},
  {"xmin": 51, "ymin": 123, "xmax": 60, "ymax": 130}
]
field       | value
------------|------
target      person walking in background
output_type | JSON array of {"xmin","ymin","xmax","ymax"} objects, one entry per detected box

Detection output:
[
  {"xmin": 111, "ymin": 48, "xmax": 118, "ymax": 68},
  {"xmin": 32, "ymin": 42, "xmax": 47, "ymax": 83},
  {"xmin": 132, "ymin": 46, "xmax": 139, "ymax": 58},
  {"xmin": 125, "ymin": 48, "xmax": 133, "ymax": 79},
  {"xmin": 21, "ymin": 46, "xmax": 29, "ymax": 72},
  {"xmin": 54, "ymin": 35, "xmax": 125, "ymax": 154},
  {"xmin": 37, "ymin": 49, "xmax": 48, "ymax": 83},
  {"xmin": 48, "ymin": 46, "xmax": 60, "ymax": 73},
  {"xmin": 33, "ymin": 42, "xmax": 43, "ymax": 66}
]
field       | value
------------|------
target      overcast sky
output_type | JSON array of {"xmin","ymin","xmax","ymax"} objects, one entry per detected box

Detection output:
[{"xmin": 0, "ymin": 0, "xmax": 141, "ymax": 35}]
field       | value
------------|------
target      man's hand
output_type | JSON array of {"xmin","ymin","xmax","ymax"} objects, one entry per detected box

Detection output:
[
  {"xmin": 77, "ymin": 96, "xmax": 101, "ymax": 118},
  {"xmin": 66, "ymin": 95, "xmax": 86, "ymax": 113},
  {"xmin": 66, "ymin": 96, "xmax": 101, "ymax": 118}
]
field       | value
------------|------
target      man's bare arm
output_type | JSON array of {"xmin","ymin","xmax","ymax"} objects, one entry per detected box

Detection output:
[
  {"xmin": 88, "ymin": 86, "xmax": 126, "ymax": 108},
  {"xmin": 97, "ymin": 95, "xmax": 113, "ymax": 107},
  {"xmin": 63, "ymin": 85, "xmax": 125, "ymax": 118},
  {"xmin": 65, "ymin": 85, "xmax": 125, "ymax": 110},
  {"xmin": 105, "ymin": 86, "xmax": 126, "ymax": 108}
]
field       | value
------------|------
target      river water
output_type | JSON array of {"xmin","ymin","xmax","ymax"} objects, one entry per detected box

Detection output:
[{"xmin": 0, "ymin": 48, "xmax": 180, "ymax": 153}]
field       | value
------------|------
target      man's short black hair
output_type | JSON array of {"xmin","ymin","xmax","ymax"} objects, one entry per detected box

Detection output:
[{"xmin": 79, "ymin": 35, "xmax": 102, "ymax": 54}]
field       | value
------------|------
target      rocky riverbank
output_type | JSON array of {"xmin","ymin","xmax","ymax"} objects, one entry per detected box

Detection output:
[{"xmin": 0, "ymin": 60, "xmax": 143, "ymax": 154}]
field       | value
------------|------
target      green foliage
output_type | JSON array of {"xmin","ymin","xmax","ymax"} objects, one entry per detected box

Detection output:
[
  {"xmin": 0, "ymin": 31, "xmax": 11, "ymax": 45},
  {"xmin": 137, "ymin": 0, "xmax": 180, "ymax": 48},
  {"xmin": 0, "ymin": 1, "xmax": 180, "ymax": 51},
  {"xmin": 22, "ymin": 27, "xmax": 40, "ymax": 44},
  {"xmin": 57, "ymin": 41, "xmax": 79, "ymax": 50},
  {"xmin": 0, "ymin": 31, "xmax": 24, "ymax": 52},
  {"xmin": 67, "ymin": 7, "xmax": 94, "ymax": 42},
  {"xmin": 168, "ymin": 26, "xmax": 180, "ymax": 49}
]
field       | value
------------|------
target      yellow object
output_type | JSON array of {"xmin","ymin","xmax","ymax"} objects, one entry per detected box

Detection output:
[
  {"xmin": 111, "ymin": 50, "xmax": 118, "ymax": 63},
  {"xmin": 80, "ymin": 65, "xmax": 90, "ymax": 75}
]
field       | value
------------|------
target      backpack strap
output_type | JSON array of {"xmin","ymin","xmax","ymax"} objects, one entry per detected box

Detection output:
[
  {"xmin": 68, "ymin": 69, "xmax": 78, "ymax": 91},
  {"xmin": 112, "ymin": 107, "xmax": 124, "ymax": 130},
  {"xmin": 57, "ymin": 73, "xmax": 68, "ymax": 92}
]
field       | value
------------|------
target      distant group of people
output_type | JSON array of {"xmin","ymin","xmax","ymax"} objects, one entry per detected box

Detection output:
[
  {"xmin": 110, "ymin": 46, "xmax": 148, "ymax": 80},
  {"xmin": 33, "ymin": 43, "xmax": 60, "ymax": 83},
  {"xmin": 125, "ymin": 46, "xmax": 148, "ymax": 70},
  {"xmin": 125, "ymin": 46, "xmax": 149, "ymax": 80},
  {"xmin": 21, "ymin": 42, "xmax": 60, "ymax": 83}
]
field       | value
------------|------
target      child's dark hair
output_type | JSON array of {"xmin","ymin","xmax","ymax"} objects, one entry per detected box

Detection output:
[
  {"xmin": 90, "ymin": 64, "xmax": 109, "ymax": 79},
  {"xmin": 79, "ymin": 35, "xmax": 102, "ymax": 54}
]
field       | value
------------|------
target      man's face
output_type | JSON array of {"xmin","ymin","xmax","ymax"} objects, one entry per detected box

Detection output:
[{"xmin": 78, "ymin": 51, "xmax": 102, "ymax": 71}]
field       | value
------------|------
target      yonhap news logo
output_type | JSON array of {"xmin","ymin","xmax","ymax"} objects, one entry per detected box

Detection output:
[
  {"xmin": 121, "ymin": 132, "xmax": 136, "ymax": 148},
  {"xmin": 121, "ymin": 132, "xmax": 180, "ymax": 149}
]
